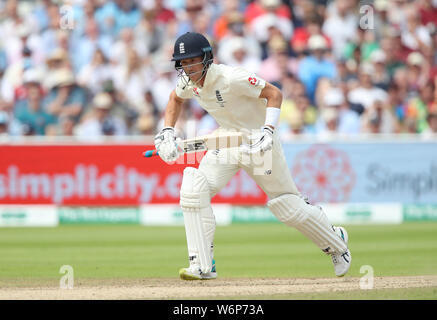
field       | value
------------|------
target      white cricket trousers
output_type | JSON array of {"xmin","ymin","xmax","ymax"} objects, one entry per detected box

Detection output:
[{"xmin": 197, "ymin": 130, "xmax": 301, "ymax": 200}]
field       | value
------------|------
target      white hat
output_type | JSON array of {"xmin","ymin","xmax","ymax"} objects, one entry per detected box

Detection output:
[
  {"xmin": 324, "ymin": 88, "xmax": 345, "ymax": 106},
  {"xmin": 308, "ymin": 34, "xmax": 328, "ymax": 50},
  {"xmin": 359, "ymin": 62, "xmax": 374, "ymax": 75},
  {"xmin": 47, "ymin": 68, "xmax": 75, "ymax": 88},
  {"xmin": 17, "ymin": 24, "xmax": 31, "ymax": 38},
  {"xmin": 46, "ymin": 48, "xmax": 68, "ymax": 62},
  {"xmin": 322, "ymin": 107, "xmax": 339, "ymax": 122},
  {"xmin": 263, "ymin": 13, "xmax": 278, "ymax": 29},
  {"xmin": 374, "ymin": 0, "xmax": 389, "ymax": 11},
  {"xmin": 407, "ymin": 52, "xmax": 424, "ymax": 66},
  {"xmin": 370, "ymin": 49, "xmax": 386, "ymax": 63},
  {"xmin": 23, "ymin": 69, "xmax": 42, "ymax": 84},
  {"xmin": 261, "ymin": 0, "xmax": 281, "ymax": 8},
  {"xmin": 229, "ymin": 37, "xmax": 246, "ymax": 53},
  {"xmin": 93, "ymin": 92, "xmax": 113, "ymax": 109}
]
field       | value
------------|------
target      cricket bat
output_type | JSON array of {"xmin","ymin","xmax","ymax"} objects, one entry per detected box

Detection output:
[{"xmin": 143, "ymin": 132, "xmax": 243, "ymax": 158}]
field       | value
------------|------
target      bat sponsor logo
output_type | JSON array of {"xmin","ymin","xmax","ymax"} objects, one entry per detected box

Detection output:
[{"xmin": 184, "ymin": 141, "xmax": 207, "ymax": 153}]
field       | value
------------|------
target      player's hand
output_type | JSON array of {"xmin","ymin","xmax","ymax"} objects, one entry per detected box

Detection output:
[
  {"xmin": 241, "ymin": 126, "xmax": 274, "ymax": 154},
  {"xmin": 154, "ymin": 127, "xmax": 181, "ymax": 163}
]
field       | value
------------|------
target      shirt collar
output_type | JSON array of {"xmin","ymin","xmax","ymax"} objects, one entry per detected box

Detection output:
[{"xmin": 200, "ymin": 63, "xmax": 216, "ymax": 89}]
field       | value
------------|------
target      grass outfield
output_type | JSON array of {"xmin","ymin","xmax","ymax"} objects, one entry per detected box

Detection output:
[{"xmin": 0, "ymin": 222, "xmax": 436, "ymax": 298}]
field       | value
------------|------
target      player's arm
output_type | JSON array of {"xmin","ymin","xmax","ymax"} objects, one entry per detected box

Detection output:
[
  {"xmin": 258, "ymin": 82, "xmax": 282, "ymax": 130},
  {"xmin": 240, "ymin": 82, "xmax": 283, "ymax": 154},
  {"xmin": 259, "ymin": 82, "xmax": 283, "ymax": 111},
  {"xmin": 164, "ymin": 89, "xmax": 185, "ymax": 127},
  {"xmin": 154, "ymin": 90, "xmax": 186, "ymax": 163}
]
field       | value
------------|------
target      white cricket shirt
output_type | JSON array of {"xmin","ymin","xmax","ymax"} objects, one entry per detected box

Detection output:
[{"xmin": 175, "ymin": 64, "xmax": 267, "ymax": 131}]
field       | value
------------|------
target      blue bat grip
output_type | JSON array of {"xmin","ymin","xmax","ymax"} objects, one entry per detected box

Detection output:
[{"xmin": 143, "ymin": 150, "xmax": 159, "ymax": 157}]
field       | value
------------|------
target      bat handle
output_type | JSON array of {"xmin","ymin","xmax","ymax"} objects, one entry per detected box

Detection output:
[{"xmin": 143, "ymin": 150, "xmax": 159, "ymax": 158}]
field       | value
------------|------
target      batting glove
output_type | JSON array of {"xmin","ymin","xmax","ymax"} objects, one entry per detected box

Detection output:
[
  {"xmin": 154, "ymin": 127, "xmax": 181, "ymax": 163},
  {"xmin": 241, "ymin": 125, "xmax": 274, "ymax": 155}
]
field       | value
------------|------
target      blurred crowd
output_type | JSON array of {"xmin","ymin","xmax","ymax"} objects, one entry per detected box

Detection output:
[{"xmin": 0, "ymin": 0, "xmax": 437, "ymax": 140}]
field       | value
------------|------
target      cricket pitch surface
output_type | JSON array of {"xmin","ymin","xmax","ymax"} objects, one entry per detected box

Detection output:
[{"xmin": 1, "ymin": 275, "xmax": 436, "ymax": 299}]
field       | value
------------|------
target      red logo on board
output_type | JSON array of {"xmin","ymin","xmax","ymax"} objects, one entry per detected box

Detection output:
[{"xmin": 291, "ymin": 145, "xmax": 355, "ymax": 203}]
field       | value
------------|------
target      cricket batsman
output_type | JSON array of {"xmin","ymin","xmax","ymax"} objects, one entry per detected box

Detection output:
[{"xmin": 154, "ymin": 32, "xmax": 352, "ymax": 280}]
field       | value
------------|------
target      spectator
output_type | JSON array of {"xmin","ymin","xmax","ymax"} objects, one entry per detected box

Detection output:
[
  {"xmin": 76, "ymin": 92, "xmax": 127, "ymax": 138},
  {"xmin": 322, "ymin": 0, "xmax": 358, "ymax": 59},
  {"xmin": 135, "ymin": 111, "xmax": 156, "ymax": 135},
  {"xmin": 153, "ymin": 0, "xmax": 176, "ymax": 25},
  {"xmin": 102, "ymin": 79, "xmax": 138, "ymax": 133},
  {"xmin": 40, "ymin": 3, "xmax": 65, "ymax": 55},
  {"xmin": 213, "ymin": 0, "xmax": 240, "ymax": 41},
  {"xmin": 0, "ymin": 111, "xmax": 9, "ymax": 136},
  {"xmin": 95, "ymin": 0, "xmax": 141, "ymax": 37},
  {"xmin": 250, "ymin": 1, "xmax": 293, "ymax": 46},
  {"xmin": 245, "ymin": 0, "xmax": 291, "ymax": 25},
  {"xmin": 0, "ymin": 0, "xmax": 23, "ymax": 44},
  {"xmin": 135, "ymin": 10, "xmax": 166, "ymax": 56},
  {"xmin": 258, "ymin": 35, "xmax": 296, "ymax": 84},
  {"xmin": 218, "ymin": 36, "xmax": 261, "ymax": 72},
  {"xmin": 112, "ymin": 48, "xmax": 153, "ymax": 111},
  {"xmin": 1, "ymin": 45, "xmax": 36, "ymax": 106},
  {"xmin": 348, "ymin": 63, "xmax": 388, "ymax": 110},
  {"xmin": 0, "ymin": 108, "xmax": 23, "ymax": 136},
  {"xmin": 401, "ymin": 5, "xmax": 432, "ymax": 53},
  {"xmin": 72, "ymin": 0, "xmax": 100, "ymax": 38},
  {"xmin": 51, "ymin": 115, "xmax": 77, "ymax": 136},
  {"xmin": 43, "ymin": 68, "xmax": 88, "ymax": 123},
  {"xmin": 290, "ymin": 14, "xmax": 329, "ymax": 57},
  {"xmin": 298, "ymin": 34, "xmax": 337, "ymax": 103},
  {"xmin": 279, "ymin": 93, "xmax": 317, "ymax": 137},
  {"xmin": 110, "ymin": 27, "xmax": 147, "ymax": 66},
  {"xmin": 379, "ymin": 32, "xmax": 407, "ymax": 78},
  {"xmin": 361, "ymin": 98, "xmax": 400, "ymax": 134},
  {"xmin": 388, "ymin": 82, "xmax": 407, "ymax": 124},
  {"xmin": 151, "ymin": 61, "xmax": 177, "ymax": 114},
  {"xmin": 369, "ymin": 49, "xmax": 390, "ymax": 91},
  {"xmin": 77, "ymin": 48, "xmax": 113, "ymax": 95},
  {"xmin": 0, "ymin": 0, "xmax": 435, "ymax": 139},
  {"xmin": 418, "ymin": 0, "xmax": 437, "ymax": 27},
  {"xmin": 422, "ymin": 110, "xmax": 437, "ymax": 136},
  {"xmin": 177, "ymin": 0, "xmax": 208, "ymax": 36},
  {"xmin": 192, "ymin": 7, "xmax": 213, "ymax": 36},
  {"xmin": 14, "ymin": 69, "xmax": 56, "ymax": 135},
  {"xmin": 373, "ymin": 0, "xmax": 391, "ymax": 42},
  {"xmin": 217, "ymin": 11, "xmax": 262, "ymax": 65},
  {"xmin": 334, "ymin": 57, "xmax": 357, "ymax": 84},
  {"xmin": 392, "ymin": 67, "xmax": 410, "ymax": 105},
  {"xmin": 31, "ymin": 0, "xmax": 51, "ymax": 33},
  {"xmin": 317, "ymin": 87, "xmax": 361, "ymax": 135},
  {"xmin": 405, "ymin": 96, "xmax": 429, "ymax": 133},
  {"xmin": 71, "ymin": 20, "xmax": 113, "ymax": 73},
  {"xmin": 316, "ymin": 107, "xmax": 340, "ymax": 138},
  {"xmin": 5, "ymin": 22, "xmax": 44, "ymax": 66},
  {"xmin": 421, "ymin": 80, "xmax": 437, "ymax": 111},
  {"xmin": 405, "ymin": 51, "xmax": 429, "ymax": 93},
  {"xmin": 45, "ymin": 48, "xmax": 71, "ymax": 72}
]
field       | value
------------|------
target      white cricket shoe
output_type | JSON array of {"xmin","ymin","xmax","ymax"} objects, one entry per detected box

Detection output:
[
  {"xmin": 331, "ymin": 226, "xmax": 352, "ymax": 277},
  {"xmin": 179, "ymin": 259, "xmax": 217, "ymax": 280}
]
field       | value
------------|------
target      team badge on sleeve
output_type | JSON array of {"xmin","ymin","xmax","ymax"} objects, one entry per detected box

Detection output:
[{"xmin": 248, "ymin": 77, "xmax": 259, "ymax": 86}]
